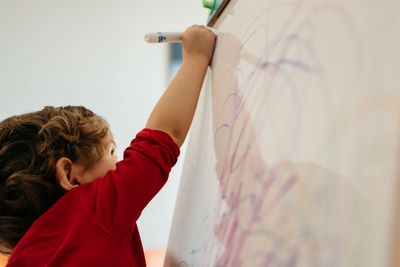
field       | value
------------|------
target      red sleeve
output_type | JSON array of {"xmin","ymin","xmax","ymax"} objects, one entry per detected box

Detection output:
[{"xmin": 76, "ymin": 129, "xmax": 180, "ymax": 239}]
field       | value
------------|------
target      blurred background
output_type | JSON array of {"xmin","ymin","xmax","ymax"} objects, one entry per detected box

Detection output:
[{"xmin": 0, "ymin": 0, "xmax": 209, "ymax": 265}]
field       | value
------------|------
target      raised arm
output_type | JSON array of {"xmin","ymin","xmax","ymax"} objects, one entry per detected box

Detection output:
[{"xmin": 145, "ymin": 25, "xmax": 216, "ymax": 147}]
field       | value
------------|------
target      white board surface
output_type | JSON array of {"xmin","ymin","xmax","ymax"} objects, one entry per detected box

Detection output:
[{"xmin": 165, "ymin": 0, "xmax": 400, "ymax": 266}]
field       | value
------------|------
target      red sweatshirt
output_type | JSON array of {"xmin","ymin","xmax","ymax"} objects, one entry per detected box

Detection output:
[{"xmin": 7, "ymin": 129, "xmax": 180, "ymax": 267}]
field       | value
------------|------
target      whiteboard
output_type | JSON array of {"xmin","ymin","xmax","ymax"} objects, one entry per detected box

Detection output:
[{"xmin": 165, "ymin": 0, "xmax": 400, "ymax": 266}]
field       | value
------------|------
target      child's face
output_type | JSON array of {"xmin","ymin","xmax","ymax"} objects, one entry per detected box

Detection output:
[{"xmin": 75, "ymin": 133, "xmax": 118, "ymax": 184}]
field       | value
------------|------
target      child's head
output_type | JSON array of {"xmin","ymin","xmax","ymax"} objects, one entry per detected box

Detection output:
[{"xmin": 0, "ymin": 106, "xmax": 116, "ymax": 253}]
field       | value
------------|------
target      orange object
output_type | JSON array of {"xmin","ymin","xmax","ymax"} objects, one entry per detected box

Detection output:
[
  {"xmin": 0, "ymin": 254, "xmax": 8, "ymax": 267},
  {"xmin": 144, "ymin": 247, "xmax": 166, "ymax": 267}
]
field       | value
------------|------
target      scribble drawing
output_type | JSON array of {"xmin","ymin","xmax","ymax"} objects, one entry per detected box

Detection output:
[
  {"xmin": 202, "ymin": 1, "xmax": 364, "ymax": 266},
  {"xmin": 166, "ymin": 0, "xmax": 400, "ymax": 266}
]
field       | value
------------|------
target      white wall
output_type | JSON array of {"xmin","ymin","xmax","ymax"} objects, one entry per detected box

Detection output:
[{"xmin": 0, "ymin": 0, "xmax": 209, "ymax": 249}]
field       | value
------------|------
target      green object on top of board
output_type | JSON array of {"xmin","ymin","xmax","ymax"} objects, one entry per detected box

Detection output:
[
  {"xmin": 204, "ymin": 0, "xmax": 225, "ymax": 25},
  {"xmin": 202, "ymin": 0, "xmax": 216, "ymax": 10}
]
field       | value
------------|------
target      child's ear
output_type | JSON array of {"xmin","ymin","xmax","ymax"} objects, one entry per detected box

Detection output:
[{"xmin": 55, "ymin": 157, "xmax": 79, "ymax": 191}]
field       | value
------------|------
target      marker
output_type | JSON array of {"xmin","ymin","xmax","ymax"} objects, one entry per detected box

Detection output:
[
  {"xmin": 145, "ymin": 32, "xmax": 183, "ymax": 43},
  {"xmin": 145, "ymin": 28, "xmax": 217, "ymax": 43}
]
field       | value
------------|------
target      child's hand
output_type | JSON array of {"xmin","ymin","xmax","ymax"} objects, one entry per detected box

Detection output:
[{"xmin": 182, "ymin": 25, "xmax": 216, "ymax": 66}]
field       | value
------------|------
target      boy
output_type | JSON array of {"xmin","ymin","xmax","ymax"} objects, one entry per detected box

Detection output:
[{"xmin": 0, "ymin": 25, "xmax": 215, "ymax": 266}]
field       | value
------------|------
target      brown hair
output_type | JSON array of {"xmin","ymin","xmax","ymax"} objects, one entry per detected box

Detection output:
[{"xmin": 0, "ymin": 106, "xmax": 109, "ymax": 254}]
